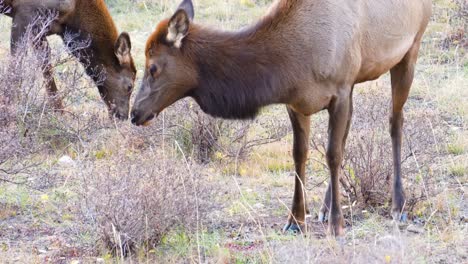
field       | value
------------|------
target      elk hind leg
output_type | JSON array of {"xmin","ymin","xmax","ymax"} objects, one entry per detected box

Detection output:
[{"xmin": 389, "ymin": 42, "xmax": 420, "ymax": 222}]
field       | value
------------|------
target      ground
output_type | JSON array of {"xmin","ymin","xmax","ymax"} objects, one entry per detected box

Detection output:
[{"xmin": 0, "ymin": 0, "xmax": 466, "ymax": 263}]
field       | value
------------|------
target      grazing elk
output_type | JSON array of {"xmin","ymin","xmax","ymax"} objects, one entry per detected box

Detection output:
[
  {"xmin": 131, "ymin": 0, "xmax": 432, "ymax": 236},
  {"xmin": 1, "ymin": 0, "xmax": 136, "ymax": 119}
]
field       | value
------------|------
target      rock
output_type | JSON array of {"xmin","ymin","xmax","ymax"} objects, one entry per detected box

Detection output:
[{"xmin": 58, "ymin": 155, "xmax": 75, "ymax": 166}]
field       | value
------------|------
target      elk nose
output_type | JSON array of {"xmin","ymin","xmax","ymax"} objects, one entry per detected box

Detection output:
[{"xmin": 130, "ymin": 111, "xmax": 138, "ymax": 125}]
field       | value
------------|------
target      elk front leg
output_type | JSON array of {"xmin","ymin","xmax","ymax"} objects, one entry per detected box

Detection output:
[
  {"xmin": 326, "ymin": 91, "xmax": 352, "ymax": 237},
  {"xmin": 283, "ymin": 106, "xmax": 310, "ymax": 233},
  {"xmin": 37, "ymin": 37, "xmax": 63, "ymax": 110},
  {"xmin": 11, "ymin": 9, "xmax": 63, "ymax": 109},
  {"xmin": 319, "ymin": 88, "xmax": 353, "ymax": 223}
]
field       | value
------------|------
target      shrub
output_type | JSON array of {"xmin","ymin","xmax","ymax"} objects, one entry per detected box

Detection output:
[
  {"xmin": 77, "ymin": 149, "xmax": 210, "ymax": 257},
  {"xmin": 159, "ymin": 100, "xmax": 290, "ymax": 165},
  {"xmin": 0, "ymin": 10, "xmax": 106, "ymax": 187}
]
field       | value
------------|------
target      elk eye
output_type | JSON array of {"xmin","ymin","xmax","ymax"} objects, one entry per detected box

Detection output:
[
  {"xmin": 127, "ymin": 84, "xmax": 133, "ymax": 92},
  {"xmin": 149, "ymin": 64, "xmax": 158, "ymax": 76}
]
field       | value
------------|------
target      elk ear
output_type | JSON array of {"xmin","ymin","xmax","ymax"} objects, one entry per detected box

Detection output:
[
  {"xmin": 167, "ymin": 0, "xmax": 194, "ymax": 48},
  {"xmin": 176, "ymin": 0, "xmax": 194, "ymax": 20},
  {"xmin": 115, "ymin": 32, "xmax": 132, "ymax": 65}
]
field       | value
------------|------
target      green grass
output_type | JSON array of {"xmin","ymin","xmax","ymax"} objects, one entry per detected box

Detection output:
[
  {"xmin": 449, "ymin": 164, "xmax": 467, "ymax": 177},
  {"xmin": 0, "ymin": 185, "xmax": 33, "ymax": 211},
  {"xmin": 447, "ymin": 143, "xmax": 465, "ymax": 155}
]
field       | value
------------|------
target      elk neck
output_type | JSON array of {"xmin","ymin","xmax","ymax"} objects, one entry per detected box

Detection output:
[
  {"xmin": 184, "ymin": 21, "xmax": 292, "ymax": 120},
  {"xmin": 60, "ymin": 0, "xmax": 120, "ymax": 84}
]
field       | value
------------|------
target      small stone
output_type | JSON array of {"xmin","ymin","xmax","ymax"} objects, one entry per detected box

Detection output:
[
  {"xmin": 58, "ymin": 155, "xmax": 75, "ymax": 166},
  {"xmin": 253, "ymin": 203, "xmax": 264, "ymax": 209}
]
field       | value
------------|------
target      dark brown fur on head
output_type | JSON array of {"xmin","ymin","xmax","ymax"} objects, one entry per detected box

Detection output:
[{"xmin": 135, "ymin": 3, "xmax": 288, "ymax": 124}]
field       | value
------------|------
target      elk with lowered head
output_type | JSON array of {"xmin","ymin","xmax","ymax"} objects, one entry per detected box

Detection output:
[
  {"xmin": 2, "ymin": 0, "xmax": 136, "ymax": 119},
  {"xmin": 131, "ymin": 0, "xmax": 432, "ymax": 236}
]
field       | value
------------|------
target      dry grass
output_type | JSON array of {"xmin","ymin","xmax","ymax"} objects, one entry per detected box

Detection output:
[{"xmin": 0, "ymin": 0, "xmax": 466, "ymax": 263}]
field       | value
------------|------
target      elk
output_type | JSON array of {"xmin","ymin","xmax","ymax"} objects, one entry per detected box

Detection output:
[
  {"xmin": 1, "ymin": 0, "xmax": 136, "ymax": 119},
  {"xmin": 131, "ymin": 0, "xmax": 432, "ymax": 236}
]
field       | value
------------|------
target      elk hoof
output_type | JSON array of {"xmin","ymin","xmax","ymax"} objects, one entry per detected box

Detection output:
[
  {"xmin": 53, "ymin": 103, "xmax": 65, "ymax": 113},
  {"xmin": 392, "ymin": 211, "xmax": 408, "ymax": 222},
  {"xmin": 337, "ymin": 236, "xmax": 346, "ymax": 251},
  {"xmin": 282, "ymin": 222, "xmax": 303, "ymax": 234},
  {"xmin": 318, "ymin": 211, "xmax": 328, "ymax": 223}
]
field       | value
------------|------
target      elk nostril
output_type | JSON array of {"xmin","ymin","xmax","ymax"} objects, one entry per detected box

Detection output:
[{"xmin": 131, "ymin": 112, "xmax": 137, "ymax": 124}]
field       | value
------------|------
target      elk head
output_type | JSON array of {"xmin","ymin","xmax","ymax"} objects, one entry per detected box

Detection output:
[
  {"xmin": 131, "ymin": 0, "xmax": 197, "ymax": 126},
  {"xmin": 100, "ymin": 32, "xmax": 136, "ymax": 120}
]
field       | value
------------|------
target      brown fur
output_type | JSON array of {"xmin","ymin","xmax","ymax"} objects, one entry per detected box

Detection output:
[
  {"xmin": 3, "ymin": 0, "xmax": 136, "ymax": 119},
  {"xmin": 132, "ymin": 0, "xmax": 432, "ymax": 236}
]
